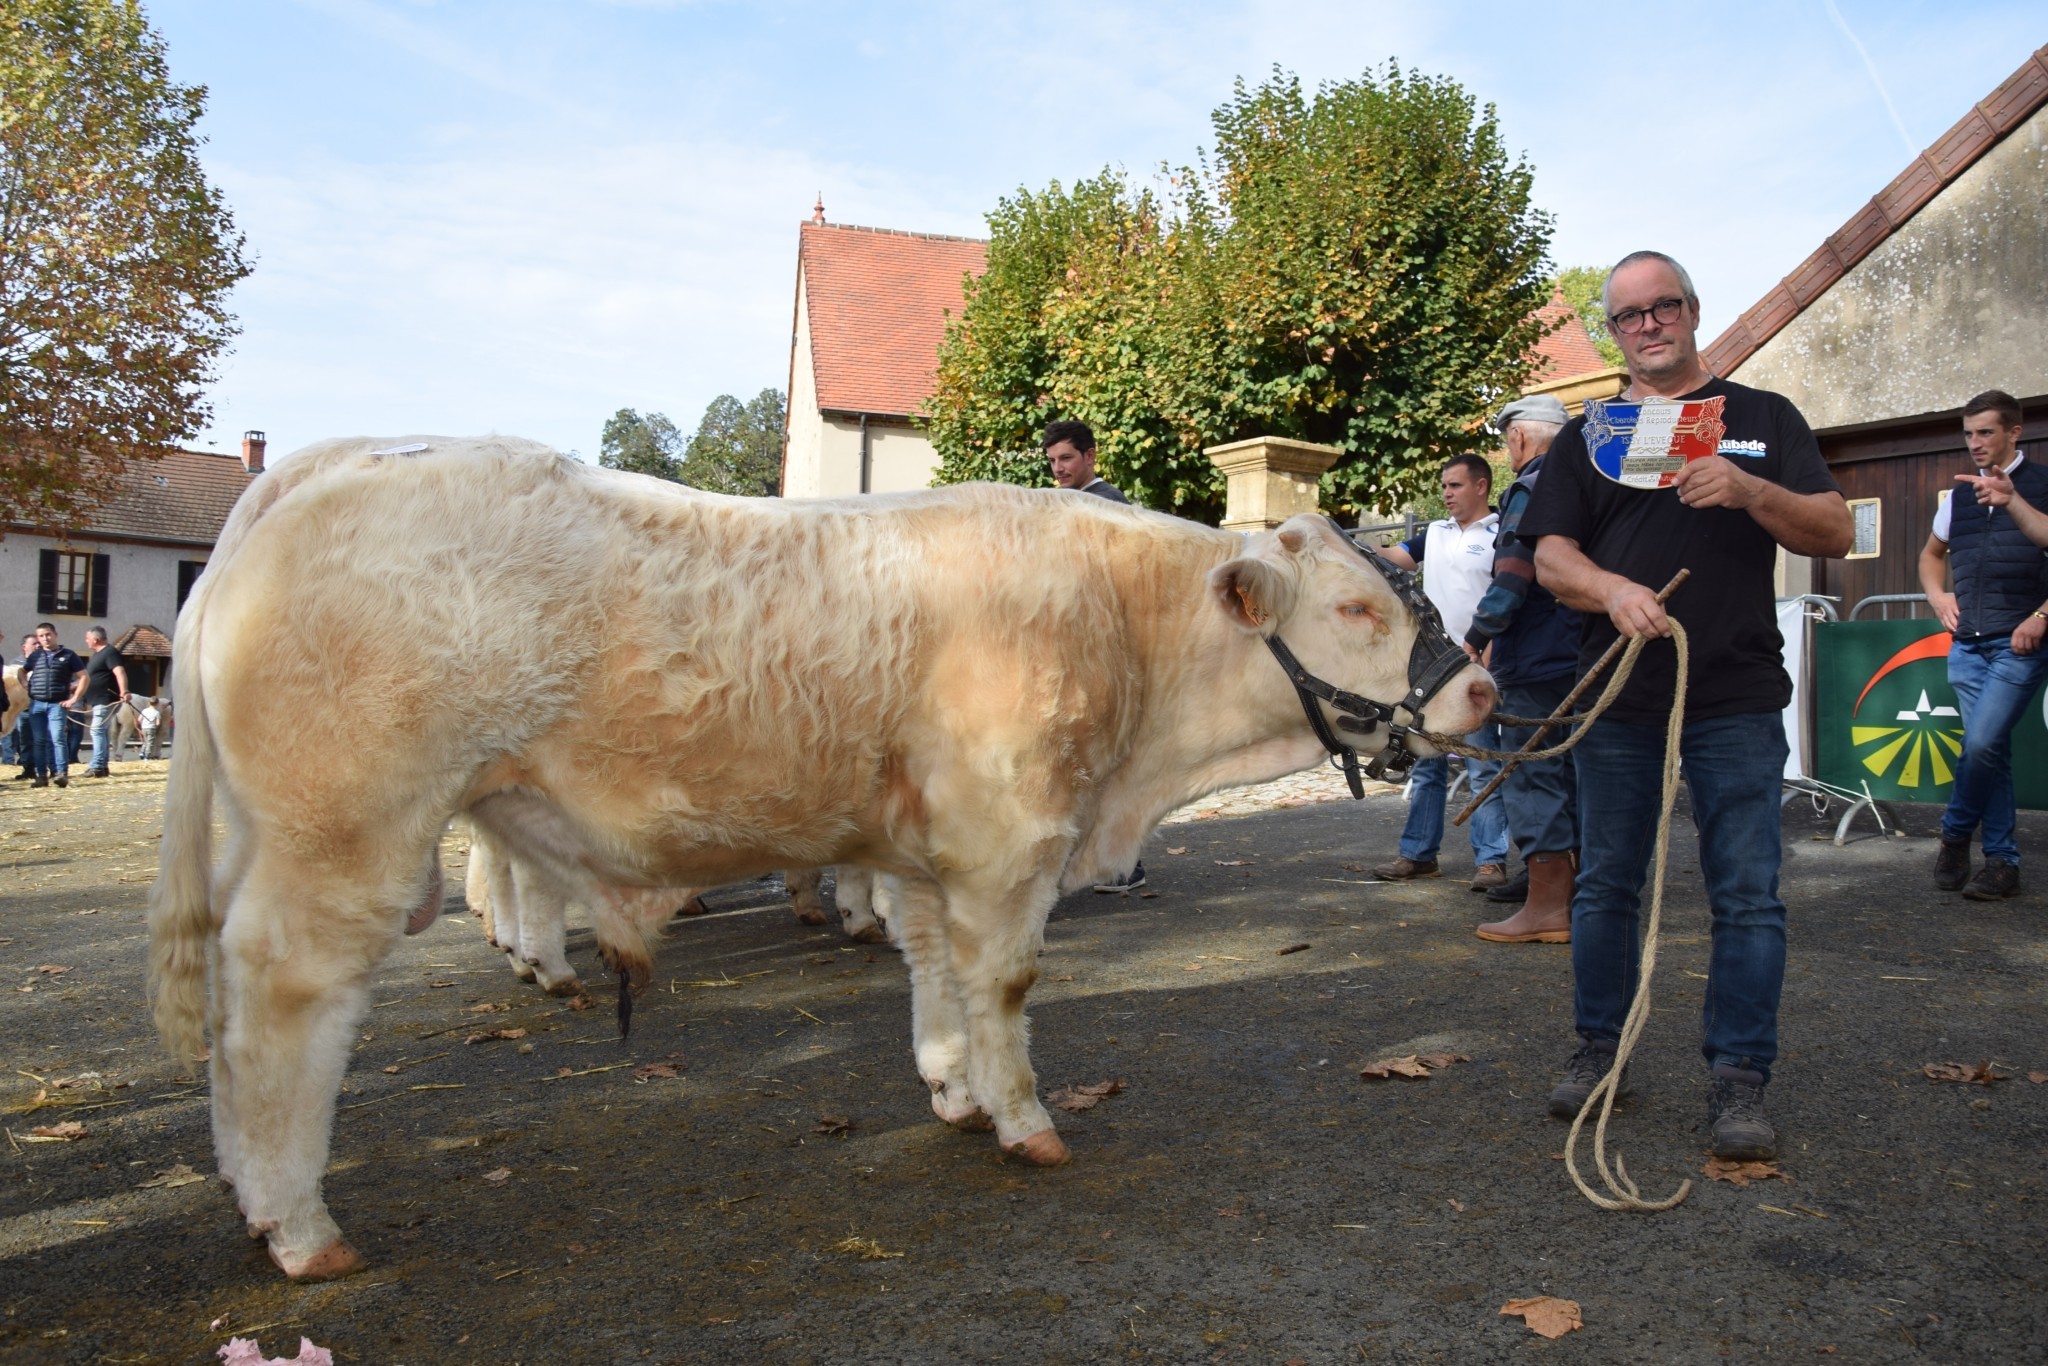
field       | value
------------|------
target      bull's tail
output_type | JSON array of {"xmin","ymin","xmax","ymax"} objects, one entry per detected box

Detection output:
[{"xmin": 147, "ymin": 581, "xmax": 223, "ymax": 1065}]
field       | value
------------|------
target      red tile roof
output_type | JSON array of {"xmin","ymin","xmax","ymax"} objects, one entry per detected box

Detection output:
[
  {"xmin": 9, "ymin": 448, "xmax": 258, "ymax": 546},
  {"xmin": 1704, "ymin": 43, "xmax": 2048, "ymax": 377},
  {"xmin": 797, "ymin": 222, "xmax": 988, "ymax": 417},
  {"xmin": 1527, "ymin": 290, "xmax": 1609, "ymax": 384}
]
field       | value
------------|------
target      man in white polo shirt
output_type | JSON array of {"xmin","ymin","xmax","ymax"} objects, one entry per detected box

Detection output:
[{"xmin": 1370, "ymin": 454, "xmax": 1511, "ymax": 888}]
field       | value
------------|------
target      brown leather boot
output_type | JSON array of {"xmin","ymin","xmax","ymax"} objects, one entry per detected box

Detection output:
[{"xmin": 1475, "ymin": 850, "xmax": 1573, "ymax": 943}]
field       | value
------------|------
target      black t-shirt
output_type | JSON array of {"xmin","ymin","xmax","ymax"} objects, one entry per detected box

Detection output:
[
  {"xmin": 84, "ymin": 646, "xmax": 127, "ymax": 706},
  {"xmin": 1517, "ymin": 377, "xmax": 1839, "ymax": 722}
]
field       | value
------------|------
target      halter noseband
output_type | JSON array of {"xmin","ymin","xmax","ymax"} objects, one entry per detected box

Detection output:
[{"xmin": 1262, "ymin": 519, "xmax": 1474, "ymax": 796}]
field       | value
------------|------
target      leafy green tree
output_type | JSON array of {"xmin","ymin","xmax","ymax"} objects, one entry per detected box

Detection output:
[
  {"xmin": 679, "ymin": 387, "xmax": 784, "ymax": 496},
  {"xmin": 927, "ymin": 64, "xmax": 1554, "ymax": 519},
  {"xmin": 0, "ymin": 0, "xmax": 251, "ymax": 529},
  {"xmin": 1553, "ymin": 265, "xmax": 1626, "ymax": 368},
  {"xmin": 599, "ymin": 407, "xmax": 684, "ymax": 480}
]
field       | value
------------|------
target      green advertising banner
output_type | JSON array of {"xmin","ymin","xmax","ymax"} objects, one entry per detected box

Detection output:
[{"xmin": 1813, "ymin": 620, "xmax": 2048, "ymax": 807}]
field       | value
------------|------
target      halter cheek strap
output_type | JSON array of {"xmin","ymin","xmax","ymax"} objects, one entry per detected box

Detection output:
[{"xmin": 1262, "ymin": 520, "xmax": 1475, "ymax": 795}]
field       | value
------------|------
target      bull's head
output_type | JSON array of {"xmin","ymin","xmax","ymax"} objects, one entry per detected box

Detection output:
[{"xmin": 1208, "ymin": 515, "xmax": 1496, "ymax": 791}]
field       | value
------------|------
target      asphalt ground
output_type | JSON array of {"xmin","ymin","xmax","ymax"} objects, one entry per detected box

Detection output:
[{"xmin": 1, "ymin": 763, "xmax": 2044, "ymax": 1364}]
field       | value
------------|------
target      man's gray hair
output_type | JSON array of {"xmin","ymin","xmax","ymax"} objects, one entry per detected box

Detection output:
[
  {"xmin": 85, "ymin": 626, "xmax": 108, "ymax": 643},
  {"xmin": 1601, "ymin": 250, "xmax": 1697, "ymax": 313},
  {"xmin": 1509, "ymin": 417, "xmax": 1564, "ymax": 443}
]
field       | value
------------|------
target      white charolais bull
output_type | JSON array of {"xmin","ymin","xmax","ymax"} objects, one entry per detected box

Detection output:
[{"xmin": 148, "ymin": 435, "xmax": 1493, "ymax": 1281}]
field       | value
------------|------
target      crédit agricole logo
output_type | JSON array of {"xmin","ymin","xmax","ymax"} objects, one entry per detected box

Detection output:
[{"xmin": 1849, "ymin": 633, "xmax": 1961, "ymax": 788}]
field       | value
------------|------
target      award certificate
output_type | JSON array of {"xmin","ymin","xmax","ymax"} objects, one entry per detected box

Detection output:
[{"xmin": 1582, "ymin": 397, "xmax": 1728, "ymax": 490}]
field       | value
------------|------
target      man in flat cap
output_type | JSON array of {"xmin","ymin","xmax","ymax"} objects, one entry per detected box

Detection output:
[{"xmin": 1463, "ymin": 393, "xmax": 1581, "ymax": 943}]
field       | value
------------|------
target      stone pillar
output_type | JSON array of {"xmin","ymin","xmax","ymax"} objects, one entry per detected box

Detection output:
[{"xmin": 1204, "ymin": 436, "xmax": 1342, "ymax": 533}]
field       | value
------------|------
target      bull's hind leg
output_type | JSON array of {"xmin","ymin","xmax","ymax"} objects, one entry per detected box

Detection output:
[
  {"xmin": 785, "ymin": 867, "xmax": 830, "ymax": 926},
  {"xmin": 833, "ymin": 866, "xmax": 893, "ymax": 945},
  {"xmin": 214, "ymin": 852, "xmax": 401, "ymax": 1280},
  {"xmin": 943, "ymin": 869, "xmax": 1067, "ymax": 1165},
  {"xmin": 506, "ymin": 859, "xmax": 582, "ymax": 995},
  {"xmin": 891, "ymin": 873, "xmax": 988, "ymax": 1131}
]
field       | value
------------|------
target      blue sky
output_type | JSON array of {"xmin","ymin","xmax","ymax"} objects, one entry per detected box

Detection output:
[{"xmin": 147, "ymin": 1, "xmax": 2044, "ymax": 460}]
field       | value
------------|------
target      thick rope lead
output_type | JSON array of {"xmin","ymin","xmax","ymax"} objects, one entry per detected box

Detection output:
[
  {"xmin": 1395, "ymin": 610, "xmax": 1697, "ymax": 1213},
  {"xmin": 1561, "ymin": 620, "xmax": 1691, "ymax": 1211}
]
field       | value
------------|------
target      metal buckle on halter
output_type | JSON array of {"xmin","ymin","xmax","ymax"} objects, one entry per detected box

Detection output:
[{"xmin": 1263, "ymin": 520, "xmax": 1473, "ymax": 796}]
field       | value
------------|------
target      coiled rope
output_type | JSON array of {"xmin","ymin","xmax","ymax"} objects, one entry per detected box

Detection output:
[{"xmin": 1408, "ymin": 571, "xmax": 1696, "ymax": 1212}]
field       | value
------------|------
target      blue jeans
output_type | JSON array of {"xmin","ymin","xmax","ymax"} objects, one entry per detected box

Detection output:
[
  {"xmin": 1942, "ymin": 635, "xmax": 2048, "ymax": 864},
  {"xmin": 27, "ymin": 699, "xmax": 71, "ymax": 778},
  {"xmin": 1572, "ymin": 710, "xmax": 1788, "ymax": 1080},
  {"xmin": 1398, "ymin": 721, "xmax": 1509, "ymax": 865},
  {"xmin": 88, "ymin": 703, "xmax": 115, "ymax": 771},
  {"xmin": 1499, "ymin": 675, "xmax": 1579, "ymax": 855}
]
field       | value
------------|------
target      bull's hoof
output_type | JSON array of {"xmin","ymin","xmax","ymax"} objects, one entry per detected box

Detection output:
[
  {"xmin": 793, "ymin": 907, "xmax": 830, "ymax": 926},
  {"xmin": 1003, "ymin": 1129, "xmax": 1071, "ymax": 1166},
  {"xmin": 848, "ymin": 923, "xmax": 890, "ymax": 945},
  {"xmin": 945, "ymin": 1107, "xmax": 996, "ymax": 1133},
  {"xmin": 542, "ymin": 976, "xmax": 587, "ymax": 997},
  {"xmin": 510, "ymin": 960, "xmax": 538, "ymax": 983},
  {"xmin": 271, "ymin": 1238, "xmax": 365, "ymax": 1282},
  {"xmin": 675, "ymin": 895, "xmax": 707, "ymax": 917}
]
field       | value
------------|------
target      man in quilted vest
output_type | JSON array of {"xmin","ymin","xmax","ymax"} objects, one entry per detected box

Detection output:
[{"xmin": 1918, "ymin": 389, "xmax": 2047, "ymax": 901}]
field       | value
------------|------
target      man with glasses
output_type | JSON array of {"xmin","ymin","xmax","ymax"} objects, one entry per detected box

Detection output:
[
  {"xmin": 1518, "ymin": 251, "xmax": 1852, "ymax": 1160},
  {"xmin": 1918, "ymin": 389, "xmax": 2046, "ymax": 901}
]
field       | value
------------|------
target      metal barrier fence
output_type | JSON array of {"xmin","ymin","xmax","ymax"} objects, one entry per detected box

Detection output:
[{"xmin": 1849, "ymin": 592, "xmax": 1933, "ymax": 621}]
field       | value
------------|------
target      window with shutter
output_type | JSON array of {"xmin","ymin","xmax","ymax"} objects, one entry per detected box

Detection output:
[
  {"xmin": 38, "ymin": 550, "xmax": 96, "ymax": 615},
  {"xmin": 90, "ymin": 554, "xmax": 110, "ymax": 617},
  {"xmin": 37, "ymin": 550, "xmax": 59, "ymax": 614},
  {"xmin": 176, "ymin": 559, "xmax": 206, "ymax": 609}
]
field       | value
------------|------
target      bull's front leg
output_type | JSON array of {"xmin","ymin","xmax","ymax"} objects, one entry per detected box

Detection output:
[
  {"xmin": 890, "ymin": 873, "xmax": 988, "ymax": 1131},
  {"xmin": 784, "ymin": 867, "xmax": 830, "ymax": 926},
  {"xmin": 832, "ymin": 865, "xmax": 892, "ymax": 944},
  {"xmin": 944, "ymin": 872, "xmax": 1067, "ymax": 1166},
  {"xmin": 505, "ymin": 860, "xmax": 582, "ymax": 996}
]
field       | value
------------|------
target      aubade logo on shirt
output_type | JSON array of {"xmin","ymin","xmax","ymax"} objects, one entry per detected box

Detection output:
[{"xmin": 1718, "ymin": 439, "xmax": 1768, "ymax": 458}]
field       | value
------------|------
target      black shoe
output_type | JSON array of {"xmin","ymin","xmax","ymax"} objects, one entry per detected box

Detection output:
[
  {"xmin": 1707, "ymin": 1065, "xmax": 1776, "ymax": 1160},
  {"xmin": 1934, "ymin": 838, "xmax": 1971, "ymax": 891},
  {"xmin": 31, "ymin": 777, "xmax": 48, "ymax": 788},
  {"xmin": 1093, "ymin": 862, "xmax": 1146, "ymax": 894},
  {"xmin": 1961, "ymin": 859, "xmax": 2019, "ymax": 901},
  {"xmin": 1547, "ymin": 1038, "xmax": 1632, "ymax": 1118},
  {"xmin": 1484, "ymin": 867, "xmax": 1531, "ymax": 903},
  {"xmin": 53, "ymin": 774, "xmax": 67, "ymax": 788},
  {"xmin": 86, "ymin": 767, "xmax": 109, "ymax": 778}
]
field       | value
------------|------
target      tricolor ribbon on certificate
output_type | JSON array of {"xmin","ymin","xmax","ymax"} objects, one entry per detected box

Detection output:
[{"xmin": 1582, "ymin": 396, "xmax": 1728, "ymax": 490}]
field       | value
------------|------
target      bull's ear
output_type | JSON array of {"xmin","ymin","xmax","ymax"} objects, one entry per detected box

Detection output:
[{"xmin": 1209, "ymin": 556, "xmax": 1296, "ymax": 633}]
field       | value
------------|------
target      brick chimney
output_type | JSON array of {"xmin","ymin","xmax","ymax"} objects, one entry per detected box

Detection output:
[{"xmin": 240, "ymin": 429, "xmax": 266, "ymax": 473}]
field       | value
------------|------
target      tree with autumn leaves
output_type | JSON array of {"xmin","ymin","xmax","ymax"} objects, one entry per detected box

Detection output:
[
  {"xmin": 927, "ymin": 65, "xmax": 1557, "ymax": 520},
  {"xmin": 0, "ymin": 0, "xmax": 250, "ymax": 529}
]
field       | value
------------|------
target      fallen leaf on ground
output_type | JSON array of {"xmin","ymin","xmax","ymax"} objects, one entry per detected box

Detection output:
[
  {"xmin": 464, "ymin": 1002, "xmax": 504, "ymax": 1014},
  {"xmin": 1166, "ymin": 847, "xmax": 1188, "ymax": 856},
  {"xmin": 2028, "ymin": 1071, "xmax": 2046, "ymax": 1085},
  {"xmin": 1214, "ymin": 859, "xmax": 1250, "ymax": 867},
  {"xmin": 28, "ymin": 1122, "xmax": 87, "ymax": 1141},
  {"xmin": 565, "ymin": 994, "xmax": 597, "ymax": 1011},
  {"xmin": 1276, "ymin": 942, "xmax": 1311, "ymax": 956},
  {"xmin": 632, "ymin": 1063, "xmax": 680, "ymax": 1081},
  {"xmin": 427, "ymin": 980, "xmax": 456, "ymax": 988},
  {"xmin": 814, "ymin": 1115, "xmax": 852, "ymax": 1136},
  {"xmin": 481, "ymin": 1167, "xmax": 511, "ymax": 1185},
  {"xmin": 1500, "ymin": 1296, "xmax": 1582, "ymax": 1339},
  {"xmin": 827, "ymin": 1235, "xmax": 903, "ymax": 1260},
  {"xmin": 1046, "ymin": 1079, "xmax": 1126, "ymax": 1113},
  {"xmin": 137, "ymin": 1164, "xmax": 204, "ymax": 1189},
  {"xmin": 50, "ymin": 1072, "xmax": 102, "ymax": 1090},
  {"xmin": 1359, "ymin": 1052, "xmax": 1468, "ymax": 1080},
  {"xmin": 36, "ymin": 965, "xmax": 70, "ymax": 975},
  {"xmin": 1922, "ymin": 1061, "xmax": 2008, "ymax": 1085},
  {"xmin": 1704, "ymin": 1158, "xmax": 1790, "ymax": 1187},
  {"xmin": 216, "ymin": 1337, "xmax": 334, "ymax": 1366},
  {"xmin": 465, "ymin": 1028, "xmax": 527, "ymax": 1045}
]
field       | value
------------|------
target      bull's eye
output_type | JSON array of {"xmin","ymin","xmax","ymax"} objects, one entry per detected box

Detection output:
[{"xmin": 1338, "ymin": 602, "xmax": 1377, "ymax": 622}]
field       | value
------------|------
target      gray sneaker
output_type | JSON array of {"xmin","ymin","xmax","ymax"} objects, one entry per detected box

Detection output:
[
  {"xmin": 1706, "ymin": 1065, "xmax": 1777, "ymax": 1160},
  {"xmin": 1547, "ymin": 1038, "xmax": 1632, "ymax": 1119}
]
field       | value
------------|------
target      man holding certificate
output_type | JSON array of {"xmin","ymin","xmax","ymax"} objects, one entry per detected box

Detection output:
[{"xmin": 1517, "ymin": 251, "xmax": 1852, "ymax": 1160}]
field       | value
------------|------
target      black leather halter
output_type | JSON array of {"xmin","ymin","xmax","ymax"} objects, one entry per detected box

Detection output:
[{"xmin": 1263, "ymin": 519, "xmax": 1474, "ymax": 796}]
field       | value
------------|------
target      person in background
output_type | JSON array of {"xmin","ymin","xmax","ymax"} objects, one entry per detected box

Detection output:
[
  {"xmin": 22, "ymin": 622, "xmax": 86, "ymax": 789},
  {"xmin": 1370, "ymin": 455, "xmax": 1512, "ymax": 891},
  {"xmin": 6, "ymin": 632, "xmax": 34, "ymax": 776},
  {"xmin": 76, "ymin": 625, "xmax": 131, "ymax": 778},
  {"xmin": 1917, "ymin": 389, "xmax": 2047, "ymax": 901},
  {"xmin": 1463, "ymin": 394, "xmax": 1582, "ymax": 943},
  {"xmin": 1042, "ymin": 419, "xmax": 1144, "ymax": 892}
]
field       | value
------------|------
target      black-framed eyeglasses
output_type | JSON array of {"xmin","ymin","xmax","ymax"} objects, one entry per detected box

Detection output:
[{"xmin": 1607, "ymin": 296, "xmax": 1688, "ymax": 335}]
